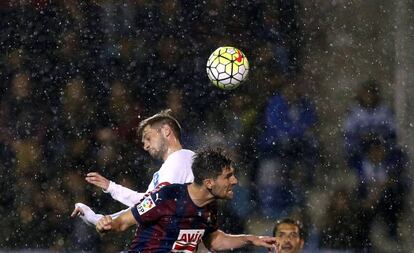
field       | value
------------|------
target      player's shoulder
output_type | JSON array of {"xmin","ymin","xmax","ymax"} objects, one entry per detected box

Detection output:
[
  {"xmin": 161, "ymin": 149, "xmax": 194, "ymax": 168},
  {"xmin": 168, "ymin": 149, "xmax": 195, "ymax": 160},
  {"xmin": 181, "ymin": 149, "xmax": 195, "ymax": 155},
  {"xmin": 156, "ymin": 183, "xmax": 189, "ymax": 198},
  {"xmin": 159, "ymin": 183, "xmax": 188, "ymax": 192}
]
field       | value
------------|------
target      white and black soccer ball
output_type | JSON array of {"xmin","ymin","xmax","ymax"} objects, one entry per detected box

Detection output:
[{"xmin": 206, "ymin": 46, "xmax": 249, "ymax": 90}]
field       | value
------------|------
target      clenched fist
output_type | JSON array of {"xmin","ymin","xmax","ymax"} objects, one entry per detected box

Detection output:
[{"xmin": 96, "ymin": 215, "xmax": 113, "ymax": 234}]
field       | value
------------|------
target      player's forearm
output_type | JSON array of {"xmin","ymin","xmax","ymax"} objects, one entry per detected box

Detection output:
[
  {"xmin": 74, "ymin": 203, "xmax": 103, "ymax": 226},
  {"xmin": 110, "ymin": 219, "xmax": 130, "ymax": 232},
  {"xmin": 81, "ymin": 207, "xmax": 127, "ymax": 227},
  {"xmin": 96, "ymin": 222, "xmax": 123, "ymax": 234},
  {"xmin": 209, "ymin": 231, "xmax": 256, "ymax": 251},
  {"xmin": 109, "ymin": 208, "xmax": 131, "ymax": 220},
  {"xmin": 112, "ymin": 210, "xmax": 137, "ymax": 233},
  {"xmin": 106, "ymin": 181, "xmax": 145, "ymax": 207},
  {"xmin": 97, "ymin": 215, "xmax": 135, "ymax": 234}
]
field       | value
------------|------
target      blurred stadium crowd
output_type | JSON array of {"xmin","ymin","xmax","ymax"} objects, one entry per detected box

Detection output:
[{"xmin": 0, "ymin": 1, "xmax": 411, "ymax": 252}]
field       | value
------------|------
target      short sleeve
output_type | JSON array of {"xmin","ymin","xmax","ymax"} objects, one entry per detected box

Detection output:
[
  {"xmin": 157, "ymin": 162, "xmax": 185, "ymax": 185},
  {"xmin": 155, "ymin": 150, "xmax": 194, "ymax": 188},
  {"xmin": 131, "ymin": 189, "xmax": 167, "ymax": 224}
]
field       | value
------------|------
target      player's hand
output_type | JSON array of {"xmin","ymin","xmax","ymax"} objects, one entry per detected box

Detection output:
[
  {"xmin": 249, "ymin": 235, "xmax": 277, "ymax": 249},
  {"xmin": 268, "ymin": 239, "xmax": 279, "ymax": 253},
  {"xmin": 71, "ymin": 205, "xmax": 84, "ymax": 217},
  {"xmin": 96, "ymin": 215, "xmax": 113, "ymax": 234},
  {"xmin": 86, "ymin": 172, "xmax": 110, "ymax": 191}
]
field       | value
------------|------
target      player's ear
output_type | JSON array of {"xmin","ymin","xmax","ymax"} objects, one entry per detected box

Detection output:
[
  {"xmin": 299, "ymin": 238, "xmax": 304, "ymax": 249},
  {"xmin": 203, "ymin": 178, "xmax": 214, "ymax": 189},
  {"xmin": 160, "ymin": 124, "xmax": 172, "ymax": 137}
]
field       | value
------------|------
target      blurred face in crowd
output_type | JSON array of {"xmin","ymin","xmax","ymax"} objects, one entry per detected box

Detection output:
[
  {"xmin": 275, "ymin": 223, "xmax": 304, "ymax": 253},
  {"xmin": 141, "ymin": 124, "xmax": 168, "ymax": 161},
  {"xmin": 367, "ymin": 142, "xmax": 386, "ymax": 164},
  {"xmin": 358, "ymin": 82, "xmax": 381, "ymax": 108},
  {"xmin": 12, "ymin": 72, "xmax": 30, "ymax": 99}
]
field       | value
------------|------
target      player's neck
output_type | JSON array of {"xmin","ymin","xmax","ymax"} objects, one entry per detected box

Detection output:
[
  {"xmin": 162, "ymin": 141, "xmax": 182, "ymax": 161},
  {"xmin": 187, "ymin": 184, "xmax": 215, "ymax": 207}
]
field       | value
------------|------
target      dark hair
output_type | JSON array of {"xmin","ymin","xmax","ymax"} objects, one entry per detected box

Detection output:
[
  {"xmin": 192, "ymin": 148, "xmax": 233, "ymax": 185},
  {"xmin": 273, "ymin": 218, "xmax": 305, "ymax": 240},
  {"xmin": 137, "ymin": 109, "xmax": 182, "ymax": 140}
]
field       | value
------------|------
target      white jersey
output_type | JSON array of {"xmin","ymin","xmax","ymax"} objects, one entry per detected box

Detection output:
[
  {"xmin": 105, "ymin": 149, "xmax": 194, "ymax": 206},
  {"xmin": 147, "ymin": 149, "xmax": 194, "ymax": 191},
  {"xmin": 75, "ymin": 149, "xmax": 195, "ymax": 226}
]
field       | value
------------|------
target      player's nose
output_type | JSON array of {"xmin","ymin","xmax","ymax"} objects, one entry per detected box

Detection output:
[
  {"xmin": 231, "ymin": 175, "xmax": 238, "ymax": 185},
  {"xmin": 143, "ymin": 142, "xmax": 149, "ymax": 151}
]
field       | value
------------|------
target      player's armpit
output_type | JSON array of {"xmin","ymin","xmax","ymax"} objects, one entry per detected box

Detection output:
[{"xmin": 202, "ymin": 230, "xmax": 223, "ymax": 251}]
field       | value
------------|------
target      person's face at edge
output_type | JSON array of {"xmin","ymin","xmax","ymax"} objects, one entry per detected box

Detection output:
[{"xmin": 275, "ymin": 223, "xmax": 304, "ymax": 253}]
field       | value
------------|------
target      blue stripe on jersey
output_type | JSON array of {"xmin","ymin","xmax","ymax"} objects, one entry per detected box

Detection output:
[
  {"xmin": 131, "ymin": 224, "xmax": 156, "ymax": 251},
  {"xmin": 152, "ymin": 171, "xmax": 159, "ymax": 188},
  {"xmin": 164, "ymin": 185, "xmax": 209, "ymax": 252},
  {"xmin": 164, "ymin": 184, "xmax": 186, "ymax": 236},
  {"xmin": 130, "ymin": 186, "xmax": 179, "ymax": 252}
]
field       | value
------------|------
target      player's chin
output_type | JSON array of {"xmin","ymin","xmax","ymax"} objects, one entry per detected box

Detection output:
[
  {"xmin": 280, "ymin": 246, "xmax": 293, "ymax": 253},
  {"xmin": 225, "ymin": 190, "xmax": 234, "ymax": 199},
  {"xmin": 149, "ymin": 150, "xmax": 161, "ymax": 159}
]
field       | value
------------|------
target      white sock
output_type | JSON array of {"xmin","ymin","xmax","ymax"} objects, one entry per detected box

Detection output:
[{"xmin": 75, "ymin": 203, "xmax": 103, "ymax": 227}]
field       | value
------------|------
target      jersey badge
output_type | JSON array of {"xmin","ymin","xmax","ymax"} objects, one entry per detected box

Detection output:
[{"xmin": 136, "ymin": 195, "xmax": 156, "ymax": 215}]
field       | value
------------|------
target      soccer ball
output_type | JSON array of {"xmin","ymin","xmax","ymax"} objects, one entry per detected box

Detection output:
[{"xmin": 206, "ymin": 46, "xmax": 249, "ymax": 90}]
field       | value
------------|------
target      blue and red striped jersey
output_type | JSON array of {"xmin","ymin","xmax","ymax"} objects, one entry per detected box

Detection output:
[{"xmin": 130, "ymin": 183, "xmax": 218, "ymax": 253}]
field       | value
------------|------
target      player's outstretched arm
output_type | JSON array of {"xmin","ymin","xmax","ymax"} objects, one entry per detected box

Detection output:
[
  {"xmin": 85, "ymin": 172, "xmax": 110, "ymax": 190},
  {"xmin": 96, "ymin": 209, "xmax": 136, "ymax": 234},
  {"xmin": 204, "ymin": 230, "xmax": 276, "ymax": 252},
  {"xmin": 86, "ymin": 172, "xmax": 145, "ymax": 207},
  {"xmin": 71, "ymin": 203, "xmax": 135, "ymax": 227},
  {"xmin": 71, "ymin": 203, "xmax": 103, "ymax": 226}
]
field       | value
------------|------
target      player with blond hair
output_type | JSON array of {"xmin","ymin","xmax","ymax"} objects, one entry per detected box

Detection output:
[{"xmin": 71, "ymin": 109, "xmax": 194, "ymax": 225}]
